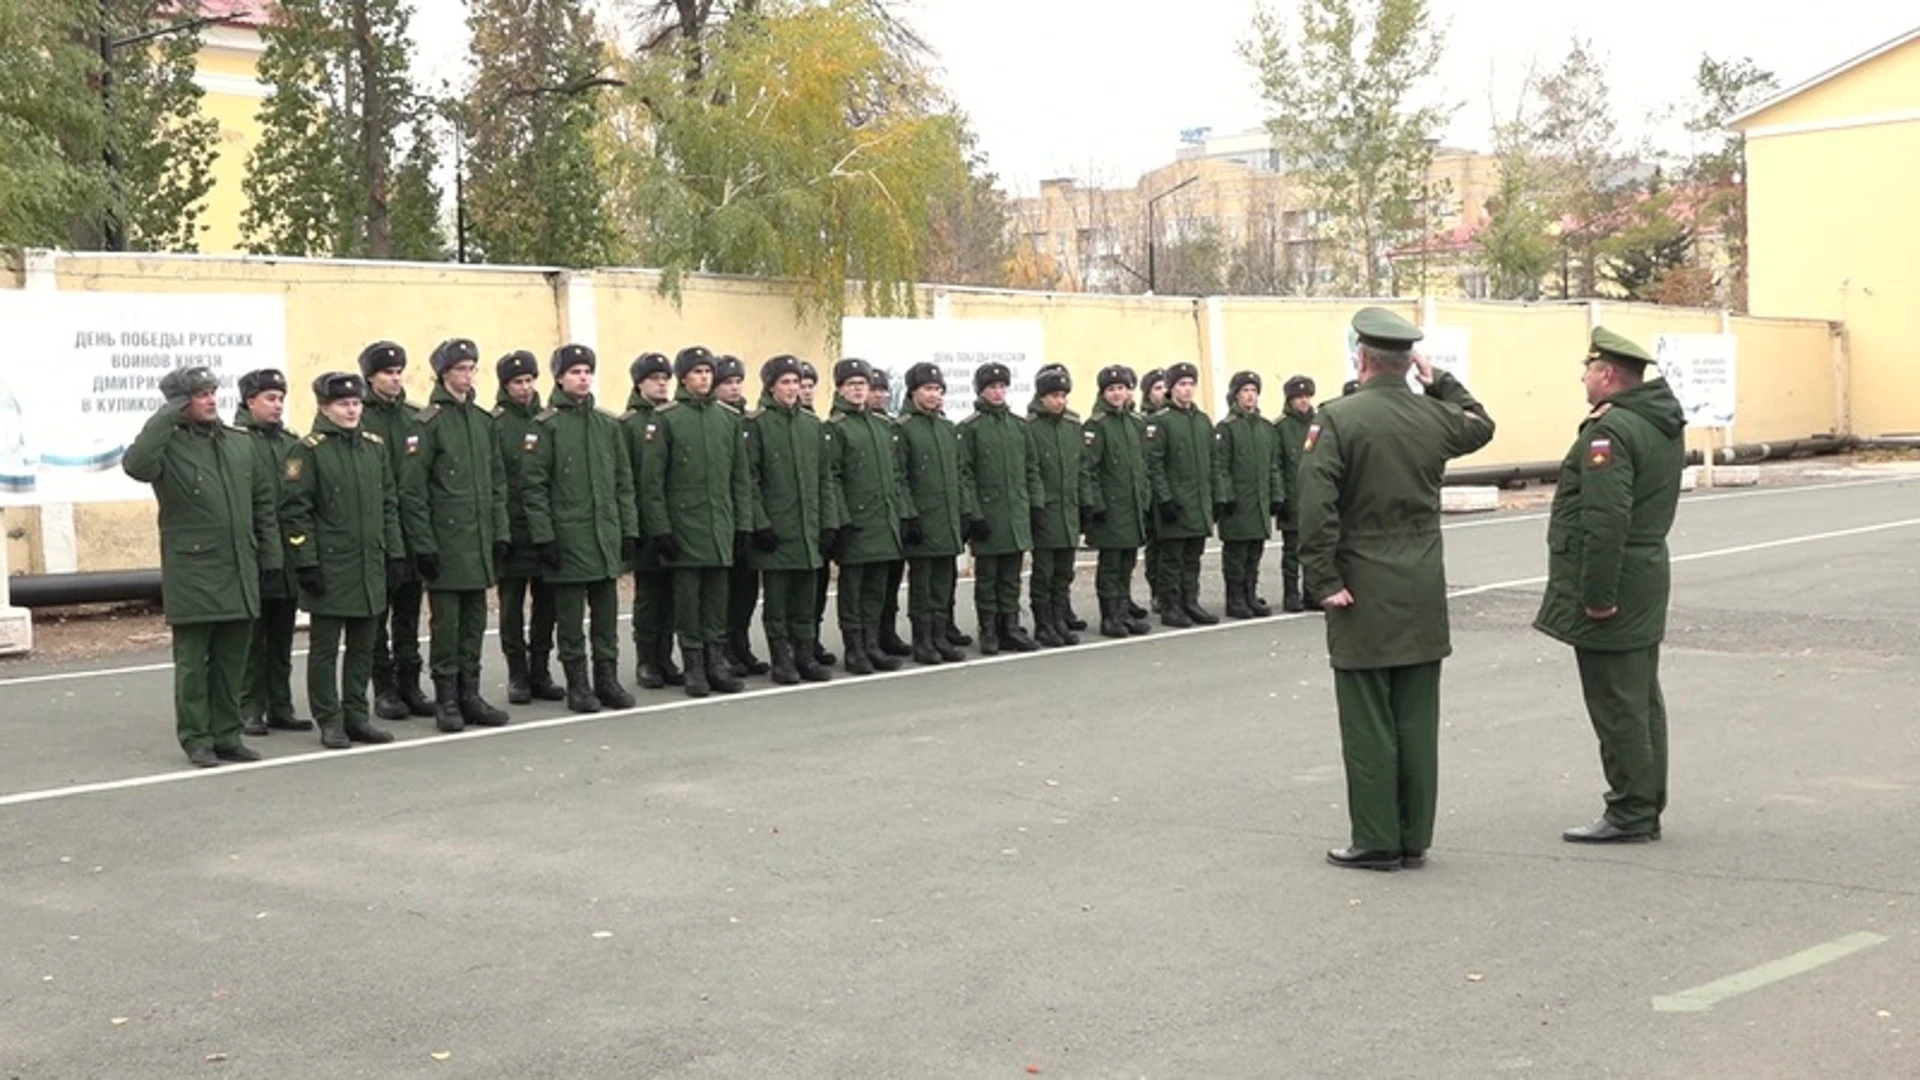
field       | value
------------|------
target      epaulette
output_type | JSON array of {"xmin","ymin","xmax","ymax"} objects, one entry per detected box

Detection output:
[
  {"xmin": 957, "ymin": 412, "xmax": 980, "ymax": 426},
  {"xmin": 491, "ymin": 406, "xmax": 505, "ymax": 418},
  {"xmin": 657, "ymin": 401, "xmax": 680, "ymax": 413},
  {"xmin": 1062, "ymin": 409, "xmax": 1081, "ymax": 422},
  {"xmin": 718, "ymin": 401, "xmax": 742, "ymax": 416},
  {"xmin": 1586, "ymin": 403, "xmax": 1613, "ymax": 421},
  {"xmin": 364, "ymin": 431, "xmax": 383, "ymax": 445},
  {"xmin": 302, "ymin": 433, "xmax": 326, "ymax": 447},
  {"xmin": 533, "ymin": 407, "xmax": 558, "ymax": 423},
  {"xmin": 415, "ymin": 405, "xmax": 441, "ymax": 423},
  {"xmin": 617, "ymin": 409, "xmax": 636, "ymax": 422},
  {"xmin": 746, "ymin": 407, "xmax": 763, "ymax": 419},
  {"xmin": 827, "ymin": 411, "xmax": 848, "ymax": 424},
  {"xmin": 1221, "ymin": 412, "xmax": 1240, "ymax": 424}
]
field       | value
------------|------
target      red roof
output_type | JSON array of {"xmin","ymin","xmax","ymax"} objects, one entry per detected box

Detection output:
[{"xmin": 166, "ymin": 0, "xmax": 268, "ymax": 28}]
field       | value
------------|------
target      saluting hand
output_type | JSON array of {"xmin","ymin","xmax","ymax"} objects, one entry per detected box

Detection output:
[
  {"xmin": 1320, "ymin": 588, "xmax": 1355, "ymax": 609},
  {"xmin": 1412, "ymin": 352, "xmax": 1435, "ymax": 387}
]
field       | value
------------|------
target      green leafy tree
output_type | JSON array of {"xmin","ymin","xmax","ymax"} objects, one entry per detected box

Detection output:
[
  {"xmin": 1474, "ymin": 78, "xmax": 1556, "ymax": 300},
  {"xmin": 630, "ymin": 0, "xmax": 927, "ymax": 86},
  {"xmin": 1533, "ymin": 37, "xmax": 1633, "ymax": 298},
  {"xmin": 1677, "ymin": 54, "xmax": 1777, "ymax": 310},
  {"xmin": 1598, "ymin": 172, "xmax": 1695, "ymax": 302},
  {"xmin": 104, "ymin": 0, "xmax": 222, "ymax": 252},
  {"xmin": 1241, "ymin": 0, "xmax": 1453, "ymax": 295},
  {"xmin": 0, "ymin": 0, "xmax": 104, "ymax": 248},
  {"xmin": 923, "ymin": 128, "xmax": 1013, "ymax": 287}
]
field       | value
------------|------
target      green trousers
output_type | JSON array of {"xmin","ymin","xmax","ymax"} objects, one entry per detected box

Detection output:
[
  {"xmin": 373, "ymin": 576, "xmax": 423, "ymax": 669},
  {"xmin": 428, "ymin": 588, "xmax": 490, "ymax": 679},
  {"xmin": 672, "ymin": 567, "xmax": 730, "ymax": 650},
  {"xmin": 1280, "ymin": 529, "xmax": 1302, "ymax": 594},
  {"xmin": 975, "ymin": 552, "xmax": 1025, "ymax": 614},
  {"xmin": 243, "ymin": 595, "xmax": 298, "ymax": 723},
  {"xmin": 907, "ymin": 557, "xmax": 956, "ymax": 618},
  {"xmin": 815, "ymin": 564, "xmax": 832, "ymax": 637},
  {"xmin": 631, "ymin": 569, "xmax": 675, "ymax": 655},
  {"xmin": 836, "ymin": 561, "xmax": 890, "ymax": 628},
  {"xmin": 555, "ymin": 578, "xmax": 621, "ymax": 665},
  {"xmin": 172, "ymin": 619, "xmax": 252, "ymax": 753},
  {"xmin": 1094, "ymin": 547, "xmax": 1138, "ymax": 601},
  {"xmin": 1164, "ymin": 537, "xmax": 1205, "ymax": 601},
  {"xmin": 1222, "ymin": 539, "xmax": 1265, "ymax": 590},
  {"xmin": 498, "ymin": 575, "xmax": 556, "ymax": 664},
  {"xmin": 308, "ymin": 615, "xmax": 376, "ymax": 729},
  {"xmin": 879, "ymin": 559, "xmax": 905, "ymax": 628},
  {"xmin": 1334, "ymin": 661, "xmax": 1443, "ymax": 854},
  {"xmin": 1030, "ymin": 547, "xmax": 1075, "ymax": 611},
  {"xmin": 1576, "ymin": 646, "xmax": 1669, "ymax": 832},
  {"xmin": 761, "ymin": 569, "xmax": 818, "ymax": 643},
  {"xmin": 729, "ymin": 560, "xmax": 760, "ymax": 644},
  {"xmin": 1144, "ymin": 535, "xmax": 1162, "ymax": 598}
]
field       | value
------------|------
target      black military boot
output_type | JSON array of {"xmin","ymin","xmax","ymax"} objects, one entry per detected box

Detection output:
[
  {"xmin": 266, "ymin": 712, "xmax": 313, "ymax": 732},
  {"xmin": 659, "ymin": 639, "xmax": 687, "ymax": 686},
  {"xmin": 976, "ymin": 610, "xmax": 1001, "ymax": 656},
  {"xmin": 909, "ymin": 617, "xmax": 942, "ymax": 665},
  {"xmin": 876, "ymin": 619, "xmax": 912, "ymax": 658},
  {"xmin": 1160, "ymin": 598, "xmax": 1194, "ymax": 628},
  {"xmin": 682, "ymin": 646, "xmax": 712, "ymax": 698},
  {"xmin": 1225, "ymin": 580, "xmax": 1255, "ymax": 619},
  {"xmin": 1122, "ymin": 596, "xmax": 1152, "ymax": 635},
  {"xmin": 563, "ymin": 658, "xmax": 600, "ymax": 713},
  {"xmin": 506, "ymin": 652, "xmax": 532, "ymax": 705},
  {"xmin": 943, "ymin": 613, "xmax": 973, "ymax": 648},
  {"xmin": 318, "ymin": 724, "xmax": 351, "ymax": 750},
  {"xmin": 812, "ymin": 635, "xmax": 838, "ymax": 666},
  {"xmin": 1247, "ymin": 580, "xmax": 1272, "ymax": 618},
  {"xmin": 527, "ymin": 652, "xmax": 567, "ymax": 701},
  {"xmin": 707, "ymin": 648, "xmax": 745, "ymax": 694},
  {"xmin": 397, "ymin": 661, "xmax": 436, "ymax": 718},
  {"xmin": 794, "ymin": 637, "xmax": 834, "ymax": 682},
  {"xmin": 1282, "ymin": 578, "xmax": 1305, "ymax": 613},
  {"xmin": 593, "ymin": 661, "xmax": 635, "ymax": 708},
  {"xmin": 458, "ymin": 674, "xmax": 510, "ymax": 728},
  {"xmin": 1182, "ymin": 588, "xmax": 1221, "ymax": 626},
  {"xmin": 768, "ymin": 639, "xmax": 801, "ymax": 685},
  {"xmin": 636, "ymin": 638, "xmax": 666, "ymax": 690},
  {"xmin": 841, "ymin": 625, "xmax": 875, "ymax": 674},
  {"xmin": 1127, "ymin": 598, "xmax": 1149, "ymax": 621},
  {"xmin": 728, "ymin": 631, "xmax": 771, "ymax": 676},
  {"xmin": 432, "ymin": 675, "xmax": 464, "ymax": 733},
  {"xmin": 373, "ymin": 661, "xmax": 409, "ymax": 721},
  {"xmin": 863, "ymin": 628, "xmax": 903, "ymax": 672},
  {"xmin": 1055, "ymin": 602, "xmax": 1081, "ymax": 645},
  {"xmin": 1098, "ymin": 597, "xmax": 1128, "ymax": 639},
  {"xmin": 1000, "ymin": 613, "xmax": 1040, "ymax": 653},
  {"xmin": 1033, "ymin": 604, "xmax": 1065, "ymax": 648},
  {"xmin": 243, "ymin": 713, "xmax": 271, "ymax": 738},
  {"xmin": 933, "ymin": 617, "xmax": 966, "ymax": 662},
  {"xmin": 343, "ymin": 717, "xmax": 394, "ymax": 744}
]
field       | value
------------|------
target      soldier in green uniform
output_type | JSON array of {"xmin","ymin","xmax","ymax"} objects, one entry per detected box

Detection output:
[
  {"xmin": 1535, "ymin": 327, "xmax": 1686, "ymax": 844},
  {"xmin": 1298, "ymin": 307, "xmax": 1495, "ymax": 871},
  {"xmin": 958, "ymin": 362, "xmax": 1043, "ymax": 654},
  {"xmin": 1274, "ymin": 375, "xmax": 1319, "ymax": 612},
  {"xmin": 1144, "ymin": 362, "xmax": 1218, "ymax": 628},
  {"xmin": 1027, "ymin": 364, "xmax": 1083, "ymax": 647},
  {"xmin": 823, "ymin": 358, "xmax": 913, "ymax": 674},
  {"xmin": 715, "ymin": 354, "xmax": 771, "ymax": 677},
  {"xmin": 743, "ymin": 354, "xmax": 836, "ymax": 684},
  {"xmin": 124, "ymin": 366, "xmax": 281, "ymax": 767},
  {"xmin": 867, "ymin": 367, "xmax": 914, "ymax": 661},
  {"xmin": 1080, "ymin": 365, "xmax": 1152, "ymax": 638},
  {"xmin": 399, "ymin": 337, "xmax": 511, "ymax": 732},
  {"xmin": 1214, "ymin": 371, "xmax": 1284, "ymax": 619},
  {"xmin": 280, "ymin": 372, "xmax": 406, "ymax": 749},
  {"xmin": 233, "ymin": 368, "xmax": 312, "ymax": 737},
  {"xmin": 640, "ymin": 345, "xmax": 757, "ymax": 698},
  {"xmin": 798, "ymin": 359, "xmax": 838, "ymax": 667},
  {"xmin": 620, "ymin": 352, "xmax": 684, "ymax": 690},
  {"xmin": 1137, "ymin": 368, "xmax": 1171, "ymax": 617},
  {"xmin": 525, "ymin": 344, "xmax": 640, "ymax": 712},
  {"xmin": 359, "ymin": 341, "xmax": 434, "ymax": 722},
  {"xmin": 491, "ymin": 350, "xmax": 565, "ymax": 705},
  {"xmin": 894, "ymin": 361, "xmax": 969, "ymax": 665}
]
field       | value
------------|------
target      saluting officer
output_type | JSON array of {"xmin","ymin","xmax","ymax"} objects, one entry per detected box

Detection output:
[
  {"xmin": 1138, "ymin": 367, "xmax": 1171, "ymax": 617},
  {"xmin": 360, "ymin": 341, "xmax": 434, "ymax": 721},
  {"xmin": 1298, "ymin": 307, "xmax": 1495, "ymax": 871},
  {"xmin": 234, "ymin": 368, "xmax": 311, "ymax": 737},
  {"xmin": 280, "ymin": 372, "xmax": 405, "ymax": 749},
  {"xmin": 640, "ymin": 345, "xmax": 757, "ymax": 698},
  {"xmin": 1080, "ymin": 365, "xmax": 1152, "ymax": 638},
  {"xmin": 492, "ymin": 350, "xmax": 565, "ymax": 705},
  {"xmin": 823, "ymin": 358, "xmax": 912, "ymax": 674},
  {"xmin": 743, "ymin": 355, "xmax": 838, "ymax": 684},
  {"xmin": 1274, "ymin": 375, "xmax": 1319, "ymax": 612},
  {"xmin": 620, "ymin": 352, "xmax": 683, "ymax": 690},
  {"xmin": 894, "ymin": 361, "xmax": 969, "ymax": 665},
  {"xmin": 1027, "ymin": 364, "xmax": 1083, "ymax": 647},
  {"xmin": 399, "ymin": 337, "xmax": 511, "ymax": 732},
  {"xmin": 959, "ymin": 361, "xmax": 1043, "ymax": 654},
  {"xmin": 525, "ymin": 344, "xmax": 640, "ymax": 713},
  {"xmin": 867, "ymin": 367, "xmax": 914, "ymax": 662},
  {"xmin": 1535, "ymin": 328, "xmax": 1686, "ymax": 844},
  {"xmin": 124, "ymin": 366, "xmax": 283, "ymax": 767},
  {"xmin": 715, "ymin": 354, "xmax": 770, "ymax": 678},
  {"xmin": 1144, "ymin": 362, "xmax": 1218, "ymax": 628},
  {"xmin": 1214, "ymin": 370, "xmax": 1284, "ymax": 619}
]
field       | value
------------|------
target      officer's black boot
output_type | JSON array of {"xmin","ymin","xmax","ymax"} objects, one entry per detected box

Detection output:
[
  {"xmin": 794, "ymin": 637, "xmax": 834, "ymax": 682},
  {"xmin": 877, "ymin": 619, "xmax": 912, "ymax": 658},
  {"xmin": 1247, "ymin": 579, "xmax": 1272, "ymax": 618},
  {"xmin": 432, "ymin": 675, "xmax": 465, "ymax": 733},
  {"xmin": 812, "ymin": 633, "xmax": 838, "ymax": 667},
  {"xmin": 1282, "ymin": 577, "xmax": 1305, "ymax": 613},
  {"xmin": 458, "ymin": 673, "xmax": 511, "ymax": 728},
  {"xmin": 527, "ymin": 652, "xmax": 567, "ymax": 701},
  {"xmin": 563, "ymin": 658, "xmax": 600, "ymax": 713},
  {"xmin": 593, "ymin": 661, "xmax": 636, "ymax": 708},
  {"xmin": 1056, "ymin": 601, "xmax": 1081, "ymax": 645},
  {"xmin": 1098, "ymin": 597, "xmax": 1128, "ymax": 639},
  {"xmin": 1127, "ymin": 597, "xmax": 1149, "ymax": 621},
  {"xmin": 943, "ymin": 612, "xmax": 973, "ymax": 648},
  {"xmin": 1001, "ymin": 612, "xmax": 1040, "ymax": 653},
  {"xmin": 318, "ymin": 723, "xmax": 351, "ymax": 750},
  {"xmin": 682, "ymin": 646, "xmax": 713, "ymax": 698},
  {"xmin": 841, "ymin": 626, "xmax": 875, "ymax": 675},
  {"xmin": 343, "ymin": 717, "xmax": 394, "ymax": 744},
  {"xmin": 373, "ymin": 661, "xmax": 409, "ymax": 721},
  {"xmin": 398, "ymin": 661, "xmax": 437, "ymax": 718},
  {"xmin": 659, "ymin": 639, "xmax": 688, "ymax": 686},
  {"xmin": 977, "ymin": 609, "xmax": 1001, "ymax": 656},
  {"xmin": 636, "ymin": 637, "xmax": 666, "ymax": 690},
  {"xmin": 1033, "ymin": 603, "xmax": 1065, "ymax": 648},
  {"xmin": 707, "ymin": 648, "xmax": 745, "ymax": 694},
  {"xmin": 506, "ymin": 652, "xmax": 532, "ymax": 705},
  {"xmin": 769, "ymin": 639, "xmax": 802, "ymax": 685},
  {"xmin": 1122, "ymin": 595, "xmax": 1152, "ymax": 635},
  {"xmin": 863, "ymin": 628, "xmax": 903, "ymax": 671},
  {"xmin": 1225, "ymin": 579, "xmax": 1255, "ymax": 619},
  {"xmin": 729, "ymin": 631, "xmax": 771, "ymax": 676},
  {"xmin": 1160, "ymin": 597, "xmax": 1194, "ymax": 629},
  {"xmin": 909, "ymin": 617, "xmax": 942, "ymax": 665},
  {"xmin": 1182, "ymin": 583, "xmax": 1220, "ymax": 626},
  {"xmin": 933, "ymin": 617, "xmax": 967, "ymax": 662}
]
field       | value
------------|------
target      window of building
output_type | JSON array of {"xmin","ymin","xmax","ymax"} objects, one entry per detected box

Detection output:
[{"xmin": 1459, "ymin": 269, "xmax": 1490, "ymax": 299}]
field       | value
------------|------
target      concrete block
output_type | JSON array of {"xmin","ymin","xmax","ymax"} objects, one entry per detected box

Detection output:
[
  {"xmin": 0, "ymin": 606, "xmax": 30, "ymax": 655},
  {"xmin": 1680, "ymin": 467, "xmax": 1699, "ymax": 491},
  {"xmin": 1441, "ymin": 485, "xmax": 1500, "ymax": 513},
  {"xmin": 1704, "ymin": 465, "xmax": 1761, "ymax": 487}
]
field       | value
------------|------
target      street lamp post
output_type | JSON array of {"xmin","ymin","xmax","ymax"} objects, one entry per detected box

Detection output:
[
  {"xmin": 1145, "ymin": 174, "xmax": 1198, "ymax": 294},
  {"xmin": 449, "ymin": 74, "xmax": 626, "ymax": 264}
]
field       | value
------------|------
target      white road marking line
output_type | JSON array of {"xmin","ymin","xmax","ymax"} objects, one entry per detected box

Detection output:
[
  {"xmin": 1651, "ymin": 932, "xmax": 1888, "ymax": 1013},
  {"xmin": 3, "ymin": 513, "xmax": 1918, "ymax": 810}
]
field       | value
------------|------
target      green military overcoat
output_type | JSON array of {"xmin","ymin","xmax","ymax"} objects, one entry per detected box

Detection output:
[
  {"xmin": 399, "ymin": 384, "xmax": 509, "ymax": 591},
  {"xmin": 1275, "ymin": 404, "xmax": 1315, "ymax": 531},
  {"xmin": 1143, "ymin": 402, "xmax": 1215, "ymax": 540},
  {"xmin": 638, "ymin": 388, "xmax": 755, "ymax": 568},
  {"xmin": 1213, "ymin": 403, "xmax": 1284, "ymax": 542},
  {"xmin": 492, "ymin": 387, "xmax": 546, "ymax": 579},
  {"xmin": 1079, "ymin": 397, "xmax": 1149, "ymax": 550},
  {"xmin": 279, "ymin": 415, "xmax": 403, "ymax": 618},
  {"xmin": 1027, "ymin": 399, "xmax": 1082, "ymax": 551},
  {"xmin": 362, "ymin": 389, "xmax": 418, "ymax": 485},
  {"xmin": 620, "ymin": 391, "xmax": 668, "ymax": 572},
  {"xmin": 895, "ymin": 399, "xmax": 965, "ymax": 559},
  {"xmin": 958, "ymin": 401, "xmax": 1043, "ymax": 555},
  {"xmin": 744, "ymin": 391, "xmax": 841, "ymax": 572},
  {"xmin": 234, "ymin": 407, "xmax": 300, "ymax": 599},
  {"xmin": 525, "ymin": 387, "xmax": 639, "ymax": 584},
  {"xmin": 825, "ymin": 395, "xmax": 911, "ymax": 566}
]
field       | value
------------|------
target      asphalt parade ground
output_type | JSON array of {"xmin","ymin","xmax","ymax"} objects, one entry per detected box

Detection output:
[{"xmin": 3, "ymin": 470, "xmax": 1918, "ymax": 1078}]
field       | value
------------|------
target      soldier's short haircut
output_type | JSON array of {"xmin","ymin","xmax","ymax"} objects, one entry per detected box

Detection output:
[{"xmin": 1359, "ymin": 343, "xmax": 1412, "ymax": 375}]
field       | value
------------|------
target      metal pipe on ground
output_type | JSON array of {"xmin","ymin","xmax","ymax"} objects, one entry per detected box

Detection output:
[{"xmin": 10, "ymin": 570, "xmax": 163, "ymax": 609}]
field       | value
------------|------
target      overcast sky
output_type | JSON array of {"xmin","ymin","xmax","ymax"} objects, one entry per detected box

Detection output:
[{"xmin": 411, "ymin": 0, "xmax": 1917, "ymax": 194}]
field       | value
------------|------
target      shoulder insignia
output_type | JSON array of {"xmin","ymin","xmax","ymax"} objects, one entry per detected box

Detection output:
[
  {"xmin": 1303, "ymin": 423, "xmax": 1321, "ymax": 453},
  {"xmin": 718, "ymin": 401, "xmax": 742, "ymax": 416},
  {"xmin": 1222, "ymin": 412, "xmax": 1239, "ymax": 424},
  {"xmin": 405, "ymin": 433, "xmax": 421, "ymax": 455},
  {"xmin": 364, "ymin": 431, "xmax": 383, "ymax": 445},
  {"xmin": 1587, "ymin": 436, "xmax": 1614, "ymax": 469},
  {"xmin": 288, "ymin": 534, "xmax": 307, "ymax": 547},
  {"xmin": 1062, "ymin": 409, "xmax": 1081, "ymax": 422},
  {"xmin": 747, "ymin": 407, "xmax": 763, "ymax": 419},
  {"xmin": 522, "ymin": 431, "xmax": 540, "ymax": 453},
  {"xmin": 657, "ymin": 401, "xmax": 680, "ymax": 413},
  {"xmin": 1144, "ymin": 423, "xmax": 1159, "ymax": 441},
  {"xmin": 301, "ymin": 433, "xmax": 325, "ymax": 447},
  {"xmin": 828, "ymin": 412, "xmax": 848, "ymax": 424},
  {"xmin": 491, "ymin": 406, "xmax": 505, "ymax": 418},
  {"xmin": 1083, "ymin": 428, "xmax": 1098, "ymax": 445},
  {"xmin": 415, "ymin": 405, "xmax": 441, "ymax": 423},
  {"xmin": 1586, "ymin": 402, "xmax": 1614, "ymax": 421},
  {"xmin": 283, "ymin": 456, "xmax": 303, "ymax": 481},
  {"xmin": 533, "ymin": 407, "xmax": 558, "ymax": 423},
  {"xmin": 613, "ymin": 409, "xmax": 633, "ymax": 422},
  {"xmin": 643, "ymin": 421, "xmax": 659, "ymax": 442}
]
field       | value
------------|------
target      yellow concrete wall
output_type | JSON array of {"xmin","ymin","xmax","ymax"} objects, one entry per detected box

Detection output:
[
  {"xmin": 941, "ymin": 291, "xmax": 1205, "ymax": 403},
  {"xmin": 1425, "ymin": 302, "xmax": 1591, "ymax": 468},
  {"xmin": 1738, "ymin": 35, "xmax": 1920, "ymax": 129}
]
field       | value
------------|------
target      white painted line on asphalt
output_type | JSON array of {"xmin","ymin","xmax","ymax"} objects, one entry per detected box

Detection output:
[
  {"xmin": 4, "ymin": 512, "xmax": 1919, "ymax": 810},
  {"xmin": 1651, "ymin": 931, "xmax": 1888, "ymax": 1013}
]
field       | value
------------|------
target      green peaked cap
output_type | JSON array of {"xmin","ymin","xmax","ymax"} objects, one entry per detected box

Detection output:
[
  {"xmin": 1589, "ymin": 326, "xmax": 1655, "ymax": 368},
  {"xmin": 1351, "ymin": 306, "xmax": 1422, "ymax": 350}
]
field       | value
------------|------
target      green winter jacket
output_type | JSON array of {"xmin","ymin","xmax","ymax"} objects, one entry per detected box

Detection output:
[
  {"xmin": 1297, "ymin": 371, "xmax": 1495, "ymax": 670},
  {"xmin": 492, "ymin": 387, "xmax": 546, "ymax": 578},
  {"xmin": 525, "ymin": 387, "xmax": 639, "ymax": 584},
  {"xmin": 1143, "ymin": 402, "xmax": 1215, "ymax": 540},
  {"xmin": 361, "ymin": 388, "xmax": 418, "ymax": 490},
  {"xmin": 123, "ymin": 401, "xmax": 281, "ymax": 626},
  {"xmin": 895, "ymin": 398, "xmax": 965, "ymax": 559},
  {"xmin": 1213, "ymin": 403, "xmax": 1283, "ymax": 542},
  {"xmin": 745, "ymin": 391, "xmax": 840, "ymax": 572},
  {"xmin": 1079, "ymin": 397, "xmax": 1149, "ymax": 550},
  {"xmin": 1026, "ymin": 398, "xmax": 1082, "ymax": 551},
  {"xmin": 1533, "ymin": 379, "xmax": 1687, "ymax": 651},
  {"xmin": 638, "ymin": 387, "xmax": 755, "ymax": 569},
  {"xmin": 619, "ymin": 390, "xmax": 670, "ymax": 571},
  {"xmin": 399, "ymin": 383, "xmax": 509, "ymax": 592},
  {"xmin": 1275, "ymin": 403, "xmax": 1315, "ymax": 531},
  {"xmin": 279, "ymin": 414, "xmax": 402, "ymax": 618},
  {"xmin": 233, "ymin": 406, "xmax": 300, "ymax": 599},
  {"xmin": 959, "ymin": 400, "xmax": 1044, "ymax": 556},
  {"xmin": 825, "ymin": 394, "xmax": 911, "ymax": 566}
]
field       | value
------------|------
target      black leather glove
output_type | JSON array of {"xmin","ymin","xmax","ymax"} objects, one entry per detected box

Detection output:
[
  {"xmin": 652, "ymin": 533, "xmax": 681, "ymax": 562},
  {"xmin": 493, "ymin": 540, "xmax": 511, "ymax": 567},
  {"xmin": 964, "ymin": 517, "xmax": 991, "ymax": 543},
  {"xmin": 752, "ymin": 527, "xmax": 779, "ymax": 552},
  {"xmin": 259, "ymin": 567, "xmax": 281, "ymax": 600},
  {"xmin": 1081, "ymin": 507, "xmax": 1107, "ymax": 531},
  {"xmin": 1158, "ymin": 502, "xmax": 1181, "ymax": 524},
  {"xmin": 538, "ymin": 541, "xmax": 562, "ymax": 570},
  {"xmin": 1273, "ymin": 501, "xmax": 1289, "ymax": 527},
  {"xmin": 820, "ymin": 528, "xmax": 843, "ymax": 561},
  {"xmin": 621, "ymin": 536, "xmax": 639, "ymax": 562},
  {"xmin": 385, "ymin": 558, "xmax": 407, "ymax": 593},
  {"xmin": 1031, "ymin": 508, "xmax": 1047, "ymax": 532},
  {"xmin": 901, "ymin": 517, "xmax": 924, "ymax": 547},
  {"xmin": 414, "ymin": 552, "xmax": 441, "ymax": 581},
  {"xmin": 296, "ymin": 565, "xmax": 326, "ymax": 597},
  {"xmin": 1215, "ymin": 500, "xmax": 1238, "ymax": 521}
]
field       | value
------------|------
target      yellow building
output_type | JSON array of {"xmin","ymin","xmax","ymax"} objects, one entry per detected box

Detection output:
[
  {"xmin": 186, "ymin": 0, "xmax": 268, "ymax": 253},
  {"xmin": 1734, "ymin": 24, "xmax": 1920, "ymax": 438}
]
